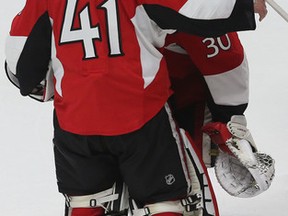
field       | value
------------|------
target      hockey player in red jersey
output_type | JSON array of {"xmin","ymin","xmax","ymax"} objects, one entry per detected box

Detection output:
[
  {"xmin": 163, "ymin": 32, "xmax": 248, "ymax": 216},
  {"xmin": 5, "ymin": 1, "xmax": 269, "ymax": 216},
  {"xmin": 164, "ymin": 30, "xmax": 275, "ymax": 210},
  {"xmin": 165, "ymin": 32, "xmax": 248, "ymax": 159}
]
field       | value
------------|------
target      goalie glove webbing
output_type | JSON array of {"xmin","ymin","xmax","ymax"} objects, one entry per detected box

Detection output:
[
  {"xmin": 215, "ymin": 151, "xmax": 275, "ymax": 198},
  {"xmin": 203, "ymin": 115, "xmax": 275, "ymax": 198}
]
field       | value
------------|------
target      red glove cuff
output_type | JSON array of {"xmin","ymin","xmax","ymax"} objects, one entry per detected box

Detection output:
[{"xmin": 202, "ymin": 122, "xmax": 233, "ymax": 155}]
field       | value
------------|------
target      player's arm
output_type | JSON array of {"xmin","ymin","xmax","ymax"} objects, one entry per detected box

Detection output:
[
  {"xmin": 5, "ymin": 1, "xmax": 53, "ymax": 102},
  {"xmin": 169, "ymin": 32, "xmax": 249, "ymax": 123},
  {"xmin": 143, "ymin": 0, "xmax": 262, "ymax": 37}
]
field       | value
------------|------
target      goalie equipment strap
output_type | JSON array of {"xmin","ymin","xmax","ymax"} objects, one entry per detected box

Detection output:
[
  {"xmin": 129, "ymin": 196, "xmax": 203, "ymax": 216},
  {"xmin": 130, "ymin": 200, "xmax": 183, "ymax": 216},
  {"xmin": 65, "ymin": 187, "xmax": 119, "ymax": 208},
  {"xmin": 105, "ymin": 182, "xmax": 129, "ymax": 216}
]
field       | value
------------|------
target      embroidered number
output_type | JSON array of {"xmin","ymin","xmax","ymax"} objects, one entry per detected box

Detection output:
[
  {"xmin": 202, "ymin": 34, "xmax": 231, "ymax": 58},
  {"xmin": 60, "ymin": 0, "xmax": 123, "ymax": 59}
]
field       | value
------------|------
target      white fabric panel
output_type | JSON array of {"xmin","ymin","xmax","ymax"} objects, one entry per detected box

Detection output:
[
  {"xmin": 5, "ymin": 35, "xmax": 27, "ymax": 74},
  {"xmin": 204, "ymin": 55, "xmax": 249, "ymax": 105},
  {"xmin": 132, "ymin": 6, "xmax": 175, "ymax": 88},
  {"xmin": 51, "ymin": 19, "xmax": 64, "ymax": 97},
  {"xmin": 179, "ymin": 0, "xmax": 236, "ymax": 19},
  {"xmin": 164, "ymin": 43, "xmax": 188, "ymax": 54}
]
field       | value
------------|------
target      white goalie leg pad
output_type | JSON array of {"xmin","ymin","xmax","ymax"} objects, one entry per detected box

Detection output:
[
  {"xmin": 65, "ymin": 185, "xmax": 119, "ymax": 208},
  {"xmin": 130, "ymin": 196, "xmax": 204, "ymax": 216},
  {"xmin": 201, "ymin": 105, "xmax": 216, "ymax": 168},
  {"xmin": 129, "ymin": 128, "xmax": 219, "ymax": 216},
  {"xmin": 179, "ymin": 129, "xmax": 219, "ymax": 216}
]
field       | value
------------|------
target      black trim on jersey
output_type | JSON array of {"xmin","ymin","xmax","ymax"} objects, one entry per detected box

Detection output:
[
  {"xmin": 143, "ymin": 0, "xmax": 256, "ymax": 37},
  {"xmin": 207, "ymin": 92, "xmax": 248, "ymax": 123},
  {"xmin": 17, "ymin": 11, "xmax": 52, "ymax": 96}
]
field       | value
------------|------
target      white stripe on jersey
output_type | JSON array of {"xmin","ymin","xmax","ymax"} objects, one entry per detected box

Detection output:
[
  {"xmin": 204, "ymin": 54, "xmax": 249, "ymax": 106},
  {"xmin": 132, "ymin": 6, "xmax": 175, "ymax": 88},
  {"xmin": 179, "ymin": 0, "xmax": 236, "ymax": 19},
  {"xmin": 5, "ymin": 36, "xmax": 27, "ymax": 75}
]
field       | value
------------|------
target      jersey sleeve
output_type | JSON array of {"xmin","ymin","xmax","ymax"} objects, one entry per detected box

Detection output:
[
  {"xmin": 165, "ymin": 32, "xmax": 249, "ymax": 122},
  {"xmin": 142, "ymin": 0, "xmax": 256, "ymax": 37},
  {"xmin": 5, "ymin": 0, "xmax": 51, "ymax": 97}
]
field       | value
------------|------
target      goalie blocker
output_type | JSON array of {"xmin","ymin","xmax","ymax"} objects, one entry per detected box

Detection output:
[{"xmin": 202, "ymin": 115, "xmax": 275, "ymax": 198}]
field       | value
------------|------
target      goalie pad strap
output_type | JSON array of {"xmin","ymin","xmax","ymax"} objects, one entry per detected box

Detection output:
[
  {"xmin": 182, "ymin": 194, "xmax": 203, "ymax": 212},
  {"xmin": 65, "ymin": 187, "xmax": 119, "ymax": 208},
  {"xmin": 180, "ymin": 193, "xmax": 201, "ymax": 206},
  {"xmin": 131, "ymin": 206, "xmax": 150, "ymax": 216},
  {"xmin": 131, "ymin": 200, "xmax": 184, "ymax": 216},
  {"xmin": 131, "ymin": 196, "xmax": 203, "ymax": 216}
]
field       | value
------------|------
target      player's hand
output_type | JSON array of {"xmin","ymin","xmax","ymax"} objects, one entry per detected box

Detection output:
[
  {"xmin": 202, "ymin": 115, "xmax": 258, "ymax": 163},
  {"xmin": 254, "ymin": 0, "xmax": 268, "ymax": 21}
]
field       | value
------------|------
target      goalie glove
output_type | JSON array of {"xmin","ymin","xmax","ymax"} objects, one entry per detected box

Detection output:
[
  {"xmin": 202, "ymin": 115, "xmax": 275, "ymax": 198},
  {"xmin": 202, "ymin": 115, "xmax": 258, "ymax": 166},
  {"xmin": 215, "ymin": 151, "xmax": 275, "ymax": 198}
]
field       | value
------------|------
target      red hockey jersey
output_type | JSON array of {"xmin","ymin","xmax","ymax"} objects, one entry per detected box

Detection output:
[
  {"xmin": 165, "ymin": 32, "xmax": 248, "ymax": 106},
  {"xmin": 164, "ymin": 32, "xmax": 249, "ymax": 122},
  {"xmin": 5, "ymin": 0, "xmax": 255, "ymax": 135}
]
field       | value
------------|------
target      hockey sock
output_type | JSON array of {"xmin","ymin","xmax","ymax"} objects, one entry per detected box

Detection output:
[
  {"xmin": 66, "ymin": 207, "xmax": 104, "ymax": 216},
  {"xmin": 153, "ymin": 212, "xmax": 182, "ymax": 216}
]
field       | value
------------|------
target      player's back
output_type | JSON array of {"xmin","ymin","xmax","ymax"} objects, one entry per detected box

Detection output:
[
  {"xmin": 51, "ymin": 0, "xmax": 174, "ymax": 135},
  {"xmin": 6, "ymin": 0, "xmax": 257, "ymax": 135}
]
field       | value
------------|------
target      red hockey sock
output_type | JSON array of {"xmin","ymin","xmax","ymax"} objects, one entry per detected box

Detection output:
[
  {"xmin": 154, "ymin": 213, "xmax": 182, "ymax": 216},
  {"xmin": 70, "ymin": 207, "xmax": 104, "ymax": 216}
]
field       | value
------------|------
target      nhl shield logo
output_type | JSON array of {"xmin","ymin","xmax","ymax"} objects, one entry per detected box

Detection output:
[{"xmin": 165, "ymin": 174, "xmax": 175, "ymax": 185}]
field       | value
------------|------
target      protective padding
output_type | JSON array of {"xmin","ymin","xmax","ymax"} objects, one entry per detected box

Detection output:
[{"xmin": 215, "ymin": 152, "xmax": 275, "ymax": 198}]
